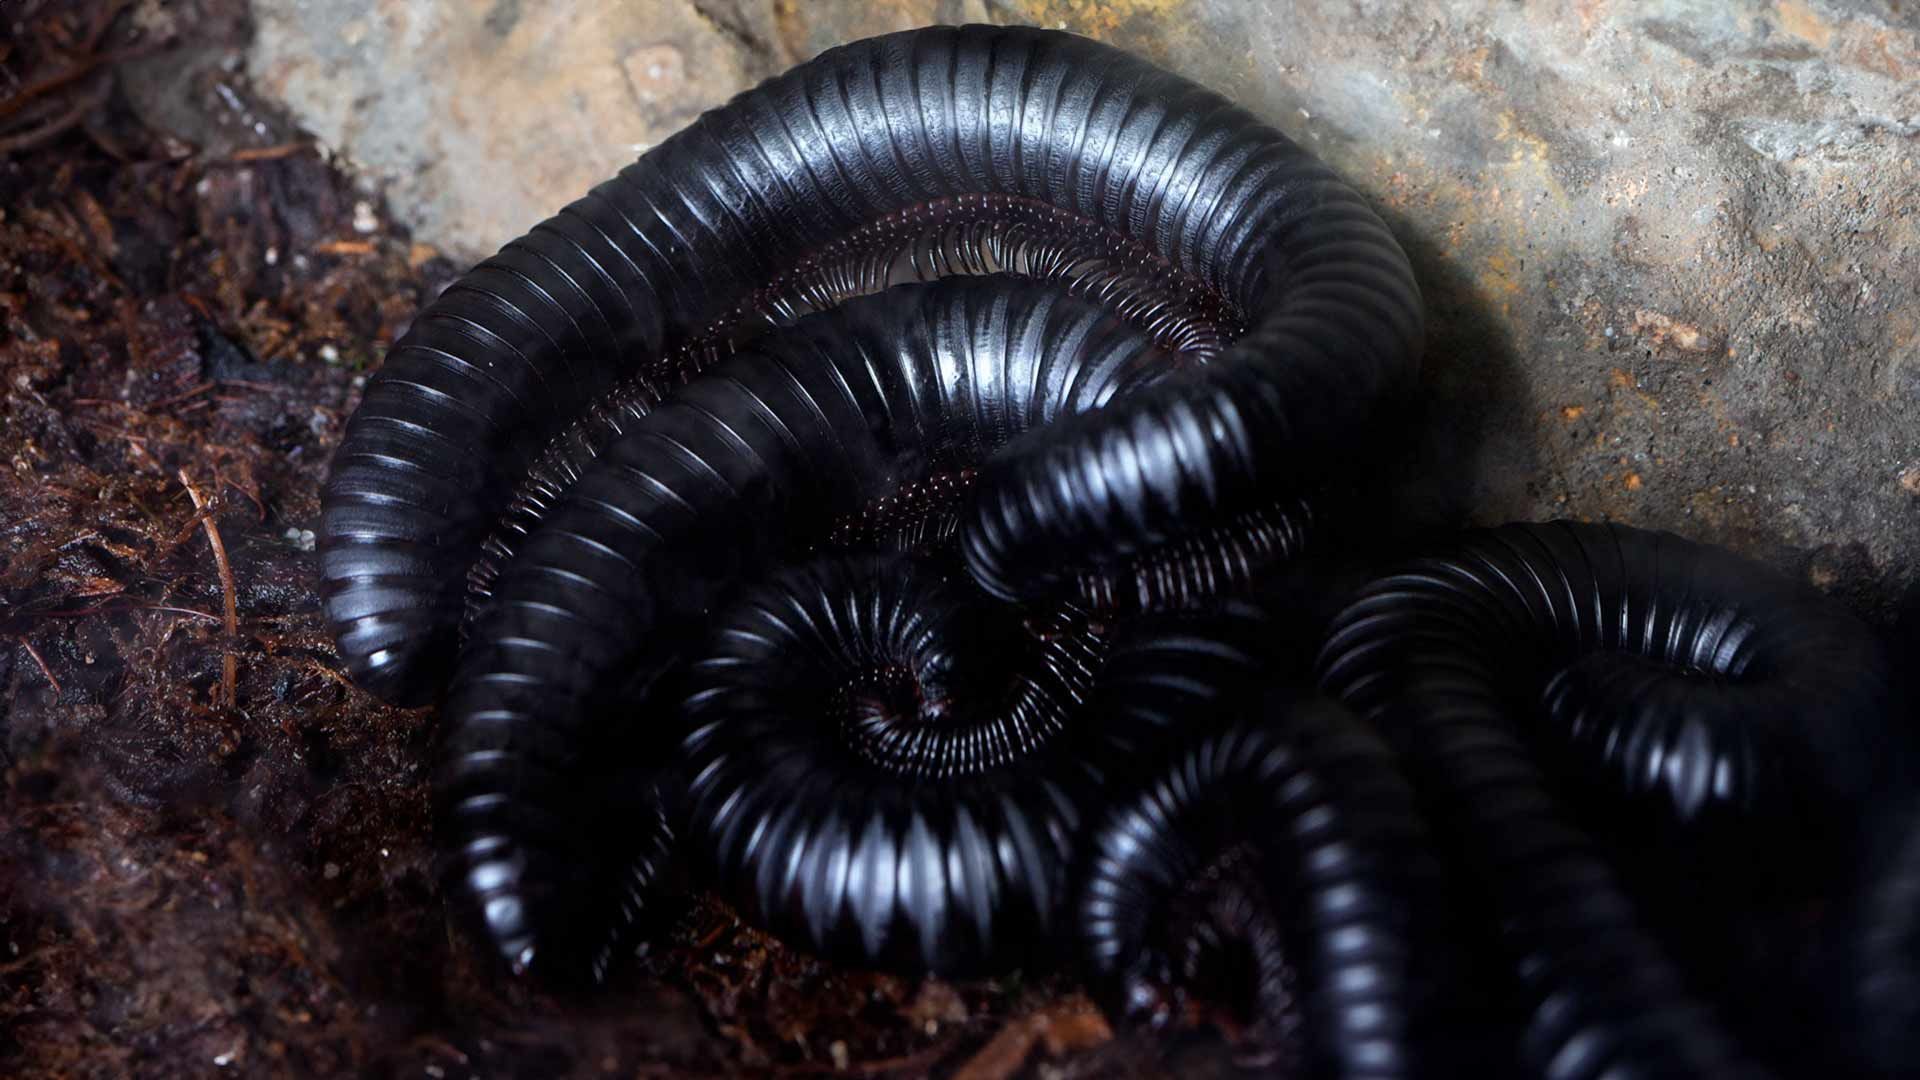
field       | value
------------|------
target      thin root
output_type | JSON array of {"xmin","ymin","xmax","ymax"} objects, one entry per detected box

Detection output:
[
  {"xmin": 16, "ymin": 635, "xmax": 64, "ymax": 696},
  {"xmin": 178, "ymin": 469, "xmax": 239, "ymax": 707},
  {"xmin": 0, "ymin": 74, "xmax": 112, "ymax": 158}
]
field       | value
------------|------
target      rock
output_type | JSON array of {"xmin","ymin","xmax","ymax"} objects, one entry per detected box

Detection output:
[{"xmin": 247, "ymin": 0, "xmax": 753, "ymax": 262}]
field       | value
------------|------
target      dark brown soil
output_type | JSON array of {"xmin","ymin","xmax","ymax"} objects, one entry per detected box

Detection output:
[{"xmin": 0, "ymin": 3, "xmax": 1219, "ymax": 1076}]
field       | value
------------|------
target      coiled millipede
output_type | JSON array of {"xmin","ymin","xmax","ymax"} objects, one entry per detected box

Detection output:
[{"xmin": 315, "ymin": 21, "xmax": 1907, "ymax": 1077}]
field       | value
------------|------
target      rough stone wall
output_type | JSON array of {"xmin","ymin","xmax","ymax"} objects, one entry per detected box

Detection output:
[{"xmin": 246, "ymin": 0, "xmax": 1920, "ymax": 619}]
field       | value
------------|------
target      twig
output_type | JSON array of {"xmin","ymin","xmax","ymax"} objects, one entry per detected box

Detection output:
[
  {"xmin": 0, "ymin": 41, "xmax": 164, "ymax": 123},
  {"xmin": 0, "ymin": 73, "xmax": 111, "ymax": 156},
  {"xmin": 224, "ymin": 142, "xmax": 310, "ymax": 163},
  {"xmin": 150, "ymin": 381, "xmax": 215, "ymax": 409},
  {"xmin": 178, "ymin": 469, "xmax": 239, "ymax": 706},
  {"xmin": 73, "ymin": 382, "xmax": 215, "ymax": 409},
  {"xmin": 147, "ymin": 604, "xmax": 222, "ymax": 621},
  {"xmin": 16, "ymin": 636, "xmax": 63, "ymax": 696},
  {"xmin": 215, "ymin": 378, "xmax": 295, "ymax": 393},
  {"xmin": 291, "ymin": 656, "xmax": 355, "ymax": 692},
  {"xmin": 402, "ymin": 1035, "xmax": 471, "ymax": 1066},
  {"xmin": 769, "ymin": 1037, "xmax": 961, "ymax": 1077},
  {"xmin": 847, "ymin": 1039, "xmax": 962, "ymax": 1076},
  {"xmin": 178, "ymin": 292, "xmax": 222, "ymax": 322},
  {"xmin": 158, "ymin": 501, "xmax": 219, "ymax": 556},
  {"xmin": 30, "ymin": 603, "xmax": 219, "ymax": 623}
]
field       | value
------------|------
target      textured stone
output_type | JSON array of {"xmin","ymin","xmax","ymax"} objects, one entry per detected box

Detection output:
[
  {"xmin": 245, "ymin": 0, "xmax": 1920, "ymax": 618},
  {"xmin": 248, "ymin": 0, "xmax": 751, "ymax": 261}
]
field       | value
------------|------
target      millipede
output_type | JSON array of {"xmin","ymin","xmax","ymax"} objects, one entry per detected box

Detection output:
[
  {"xmin": 1075, "ymin": 602, "xmax": 1451, "ymax": 1077},
  {"xmin": 438, "ymin": 277, "xmax": 1193, "ymax": 976},
  {"xmin": 318, "ymin": 23, "xmax": 1420, "ymax": 706},
  {"xmin": 1318, "ymin": 521, "xmax": 1900, "ymax": 1076},
  {"xmin": 311, "ymin": 19, "xmax": 1911, "ymax": 1076},
  {"xmin": 677, "ymin": 552, "xmax": 1109, "ymax": 974}
]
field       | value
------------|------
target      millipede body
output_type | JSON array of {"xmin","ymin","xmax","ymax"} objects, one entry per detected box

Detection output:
[
  {"xmin": 678, "ymin": 553, "xmax": 1109, "ymax": 974},
  {"xmin": 1318, "ymin": 521, "xmax": 1897, "ymax": 1078},
  {"xmin": 318, "ymin": 23, "xmax": 1420, "ymax": 706},
  {"xmin": 307, "ymin": 17, "xmax": 1909, "ymax": 1078},
  {"xmin": 348, "ymin": 23, "xmax": 1423, "ymax": 981}
]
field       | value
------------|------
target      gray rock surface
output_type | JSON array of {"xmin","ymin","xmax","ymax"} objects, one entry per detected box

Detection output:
[{"xmin": 245, "ymin": 0, "xmax": 1920, "ymax": 618}]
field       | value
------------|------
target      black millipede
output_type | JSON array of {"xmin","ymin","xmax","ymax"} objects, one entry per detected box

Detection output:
[
  {"xmin": 1075, "ymin": 603, "xmax": 1448, "ymax": 1079},
  {"xmin": 439, "ymin": 278, "xmax": 1196, "ymax": 976},
  {"xmin": 275, "ymin": 12, "xmax": 1916, "ymax": 1070},
  {"xmin": 676, "ymin": 552, "xmax": 1109, "ymax": 974},
  {"xmin": 1081, "ymin": 713, "xmax": 1442, "ymax": 1079},
  {"xmin": 317, "ymin": 24, "xmax": 1421, "ymax": 706},
  {"xmin": 459, "ymin": 193, "xmax": 1243, "ymax": 628},
  {"xmin": 1316, "ymin": 520, "xmax": 1896, "ymax": 1078}
]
